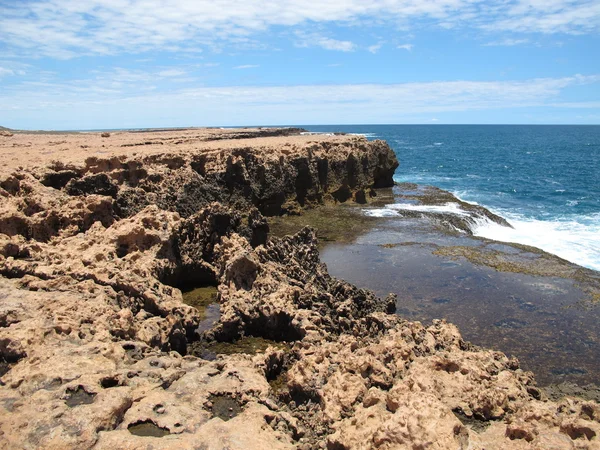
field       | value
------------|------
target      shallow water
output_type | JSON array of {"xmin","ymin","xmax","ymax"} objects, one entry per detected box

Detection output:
[
  {"xmin": 64, "ymin": 386, "xmax": 96, "ymax": 407},
  {"xmin": 304, "ymin": 124, "xmax": 600, "ymax": 271},
  {"xmin": 181, "ymin": 286, "xmax": 221, "ymax": 334},
  {"xmin": 208, "ymin": 394, "xmax": 243, "ymax": 421},
  {"xmin": 188, "ymin": 334, "xmax": 290, "ymax": 361},
  {"xmin": 205, "ymin": 336, "xmax": 289, "ymax": 356},
  {"xmin": 128, "ymin": 421, "xmax": 171, "ymax": 437},
  {"xmin": 321, "ymin": 216, "xmax": 600, "ymax": 386}
]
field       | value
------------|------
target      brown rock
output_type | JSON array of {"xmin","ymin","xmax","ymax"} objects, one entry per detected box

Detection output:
[{"xmin": 0, "ymin": 128, "xmax": 597, "ymax": 449}]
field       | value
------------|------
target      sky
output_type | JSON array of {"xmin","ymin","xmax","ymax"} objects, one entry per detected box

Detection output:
[{"xmin": 0, "ymin": 0, "xmax": 599, "ymax": 129}]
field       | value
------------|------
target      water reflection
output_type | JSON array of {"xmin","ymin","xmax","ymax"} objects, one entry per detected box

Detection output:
[{"xmin": 321, "ymin": 221, "xmax": 600, "ymax": 386}]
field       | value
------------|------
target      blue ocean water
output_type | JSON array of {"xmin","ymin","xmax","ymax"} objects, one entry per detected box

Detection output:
[{"xmin": 302, "ymin": 125, "xmax": 600, "ymax": 271}]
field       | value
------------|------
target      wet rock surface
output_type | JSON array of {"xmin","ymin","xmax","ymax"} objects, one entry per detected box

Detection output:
[
  {"xmin": 0, "ymin": 129, "xmax": 598, "ymax": 449},
  {"xmin": 392, "ymin": 183, "xmax": 511, "ymax": 233},
  {"xmin": 128, "ymin": 420, "xmax": 171, "ymax": 437},
  {"xmin": 321, "ymin": 184, "xmax": 600, "ymax": 388},
  {"xmin": 208, "ymin": 394, "xmax": 243, "ymax": 421}
]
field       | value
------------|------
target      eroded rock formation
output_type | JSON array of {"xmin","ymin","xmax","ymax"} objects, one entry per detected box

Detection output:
[{"xmin": 0, "ymin": 129, "xmax": 598, "ymax": 449}]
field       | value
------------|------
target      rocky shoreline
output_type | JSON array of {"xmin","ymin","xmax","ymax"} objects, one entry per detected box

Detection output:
[{"xmin": 1, "ymin": 128, "xmax": 599, "ymax": 449}]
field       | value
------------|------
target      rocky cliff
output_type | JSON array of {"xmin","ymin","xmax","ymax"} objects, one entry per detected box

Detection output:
[
  {"xmin": 0, "ymin": 129, "xmax": 397, "ymax": 242},
  {"xmin": 0, "ymin": 129, "xmax": 598, "ymax": 449}
]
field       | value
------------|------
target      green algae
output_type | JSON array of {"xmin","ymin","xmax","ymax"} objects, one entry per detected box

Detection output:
[
  {"xmin": 268, "ymin": 371, "xmax": 289, "ymax": 396},
  {"xmin": 543, "ymin": 382, "xmax": 600, "ymax": 403},
  {"xmin": 432, "ymin": 243, "xmax": 600, "ymax": 304},
  {"xmin": 322, "ymin": 217, "xmax": 600, "ymax": 385},
  {"xmin": 182, "ymin": 286, "xmax": 218, "ymax": 319},
  {"xmin": 433, "ymin": 245, "xmax": 552, "ymax": 276},
  {"xmin": 268, "ymin": 187, "xmax": 395, "ymax": 247},
  {"xmin": 204, "ymin": 336, "xmax": 290, "ymax": 356},
  {"xmin": 380, "ymin": 242, "xmax": 436, "ymax": 249},
  {"xmin": 269, "ymin": 205, "xmax": 380, "ymax": 247}
]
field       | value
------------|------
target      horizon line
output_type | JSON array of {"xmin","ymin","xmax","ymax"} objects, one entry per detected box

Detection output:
[{"xmin": 5, "ymin": 123, "xmax": 600, "ymax": 132}]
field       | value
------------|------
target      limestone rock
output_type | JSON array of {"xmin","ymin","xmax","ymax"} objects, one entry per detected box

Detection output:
[{"xmin": 0, "ymin": 129, "xmax": 597, "ymax": 449}]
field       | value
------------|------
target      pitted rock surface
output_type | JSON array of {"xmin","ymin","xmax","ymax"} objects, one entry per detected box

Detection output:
[{"xmin": 0, "ymin": 129, "xmax": 598, "ymax": 449}]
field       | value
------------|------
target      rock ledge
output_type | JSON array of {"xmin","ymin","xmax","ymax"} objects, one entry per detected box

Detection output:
[{"xmin": 0, "ymin": 129, "xmax": 598, "ymax": 449}]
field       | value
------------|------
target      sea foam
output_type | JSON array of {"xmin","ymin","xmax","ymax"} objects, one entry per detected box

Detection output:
[
  {"xmin": 449, "ymin": 192, "xmax": 600, "ymax": 272},
  {"xmin": 471, "ymin": 212, "xmax": 600, "ymax": 272},
  {"xmin": 365, "ymin": 199, "xmax": 600, "ymax": 272},
  {"xmin": 365, "ymin": 202, "xmax": 471, "ymax": 217}
]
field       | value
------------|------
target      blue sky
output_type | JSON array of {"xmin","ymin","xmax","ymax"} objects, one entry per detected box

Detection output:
[{"xmin": 0, "ymin": 0, "xmax": 599, "ymax": 129}]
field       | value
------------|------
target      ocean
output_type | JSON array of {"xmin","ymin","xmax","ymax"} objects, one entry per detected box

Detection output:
[{"xmin": 303, "ymin": 125, "xmax": 600, "ymax": 272}]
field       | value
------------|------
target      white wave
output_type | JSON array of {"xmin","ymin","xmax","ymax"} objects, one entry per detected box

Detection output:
[
  {"xmin": 450, "ymin": 191, "xmax": 480, "ymax": 205},
  {"xmin": 300, "ymin": 131, "xmax": 335, "ymax": 136},
  {"xmin": 545, "ymin": 179, "xmax": 561, "ymax": 185},
  {"xmin": 472, "ymin": 213, "xmax": 600, "ymax": 272},
  {"xmin": 371, "ymin": 202, "xmax": 471, "ymax": 216},
  {"xmin": 300, "ymin": 131, "xmax": 377, "ymax": 138},
  {"xmin": 451, "ymin": 190, "xmax": 470, "ymax": 199},
  {"xmin": 348, "ymin": 133, "xmax": 378, "ymax": 137},
  {"xmin": 363, "ymin": 208, "xmax": 402, "ymax": 217},
  {"xmin": 393, "ymin": 174, "xmax": 456, "ymax": 183}
]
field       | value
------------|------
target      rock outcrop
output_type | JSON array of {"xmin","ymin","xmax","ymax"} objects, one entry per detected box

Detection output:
[
  {"xmin": 0, "ymin": 131, "xmax": 397, "ymax": 246},
  {"xmin": 0, "ymin": 129, "xmax": 598, "ymax": 449}
]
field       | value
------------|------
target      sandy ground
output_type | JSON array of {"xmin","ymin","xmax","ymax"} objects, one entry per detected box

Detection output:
[{"xmin": 0, "ymin": 128, "xmax": 350, "ymax": 175}]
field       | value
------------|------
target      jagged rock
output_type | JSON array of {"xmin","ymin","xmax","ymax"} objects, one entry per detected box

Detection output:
[
  {"xmin": 66, "ymin": 173, "xmax": 119, "ymax": 197},
  {"xmin": 203, "ymin": 227, "xmax": 391, "ymax": 344},
  {"xmin": 1, "ymin": 130, "xmax": 398, "ymax": 231},
  {"xmin": 0, "ymin": 129, "xmax": 597, "ymax": 449},
  {"xmin": 286, "ymin": 318, "xmax": 600, "ymax": 449}
]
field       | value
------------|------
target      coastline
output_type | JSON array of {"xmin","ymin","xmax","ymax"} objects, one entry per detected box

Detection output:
[
  {"xmin": 1, "ymin": 128, "xmax": 599, "ymax": 448},
  {"xmin": 281, "ymin": 184, "xmax": 600, "ymax": 386},
  {"xmin": 304, "ymin": 124, "xmax": 600, "ymax": 274}
]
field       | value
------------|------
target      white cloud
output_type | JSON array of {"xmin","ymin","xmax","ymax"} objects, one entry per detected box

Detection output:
[
  {"xmin": 368, "ymin": 43, "xmax": 383, "ymax": 53},
  {"xmin": 234, "ymin": 64, "xmax": 259, "ymax": 69},
  {"xmin": 295, "ymin": 32, "xmax": 356, "ymax": 52},
  {"xmin": 550, "ymin": 101, "xmax": 600, "ymax": 108},
  {"xmin": 397, "ymin": 44, "xmax": 414, "ymax": 51},
  {"xmin": 0, "ymin": 61, "xmax": 29, "ymax": 78},
  {"xmin": 0, "ymin": 67, "xmax": 15, "ymax": 77},
  {"xmin": 485, "ymin": 0, "xmax": 600, "ymax": 34},
  {"xmin": 157, "ymin": 69, "xmax": 187, "ymax": 77},
  {"xmin": 317, "ymin": 37, "xmax": 355, "ymax": 52},
  {"xmin": 483, "ymin": 38, "xmax": 530, "ymax": 46},
  {"xmin": 2, "ymin": 74, "xmax": 598, "ymax": 128},
  {"xmin": 1, "ymin": 0, "xmax": 597, "ymax": 58},
  {"xmin": 45, "ymin": 66, "xmax": 199, "ymax": 94}
]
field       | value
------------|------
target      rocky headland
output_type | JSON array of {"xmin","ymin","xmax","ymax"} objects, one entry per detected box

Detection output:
[{"xmin": 0, "ymin": 128, "xmax": 598, "ymax": 449}]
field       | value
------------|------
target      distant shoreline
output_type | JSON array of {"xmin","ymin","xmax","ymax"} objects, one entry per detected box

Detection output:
[{"xmin": 3, "ymin": 123, "xmax": 599, "ymax": 134}]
